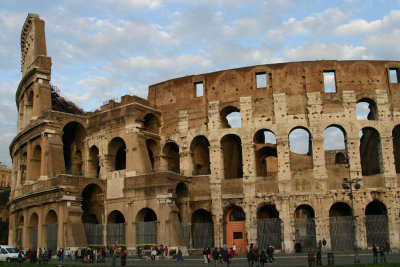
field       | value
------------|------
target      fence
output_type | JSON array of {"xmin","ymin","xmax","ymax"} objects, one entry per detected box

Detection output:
[
  {"xmin": 294, "ymin": 218, "xmax": 316, "ymax": 250},
  {"xmin": 84, "ymin": 223, "xmax": 103, "ymax": 246},
  {"xmin": 136, "ymin": 221, "xmax": 157, "ymax": 245},
  {"xmin": 192, "ymin": 222, "xmax": 214, "ymax": 249},
  {"xmin": 107, "ymin": 223, "xmax": 125, "ymax": 245},
  {"xmin": 365, "ymin": 214, "xmax": 389, "ymax": 246},
  {"xmin": 329, "ymin": 216, "xmax": 354, "ymax": 250},
  {"xmin": 47, "ymin": 223, "xmax": 57, "ymax": 252},
  {"xmin": 257, "ymin": 218, "xmax": 282, "ymax": 250}
]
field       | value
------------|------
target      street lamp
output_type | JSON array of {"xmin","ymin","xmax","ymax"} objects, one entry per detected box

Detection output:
[{"xmin": 342, "ymin": 177, "xmax": 361, "ymax": 264}]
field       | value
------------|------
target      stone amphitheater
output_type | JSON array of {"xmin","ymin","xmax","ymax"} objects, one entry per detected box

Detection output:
[{"xmin": 7, "ymin": 13, "xmax": 400, "ymax": 253}]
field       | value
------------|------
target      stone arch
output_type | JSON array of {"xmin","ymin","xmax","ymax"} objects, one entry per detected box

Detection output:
[
  {"xmin": 28, "ymin": 212, "xmax": 39, "ymax": 250},
  {"xmin": 143, "ymin": 113, "xmax": 160, "ymax": 134},
  {"xmin": 294, "ymin": 204, "xmax": 316, "ymax": 250},
  {"xmin": 221, "ymin": 134, "xmax": 243, "ymax": 179},
  {"xmin": 162, "ymin": 142, "xmax": 180, "ymax": 173},
  {"xmin": 108, "ymin": 137, "xmax": 126, "ymax": 171},
  {"xmin": 329, "ymin": 202, "xmax": 354, "ymax": 250},
  {"xmin": 191, "ymin": 209, "xmax": 214, "ymax": 249},
  {"xmin": 392, "ymin": 125, "xmax": 400, "ymax": 173},
  {"xmin": 289, "ymin": 126, "xmax": 312, "ymax": 170},
  {"xmin": 62, "ymin": 121, "xmax": 86, "ymax": 175},
  {"xmin": 31, "ymin": 144, "xmax": 41, "ymax": 180},
  {"xmin": 136, "ymin": 208, "xmax": 157, "ymax": 245},
  {"xmin": 146, "ymin": 139, "xmax": 159, "ymax": 171},
  {"xmin": 254, "ymin": 129, "xmax": 278, "ymax": 177},
  {"xmin": 89, "ymin": 145, "xmax": 100, "ymax": 178},
  {"xmin": 107, "ymin": 210, "xmax": 125, "ymax": 246},
  {"xmin": 44, "ymin": 210, "xmax": 58, "ymax": 253},
  {"xmin": 82, "ymin": 183, "xmax": 104, "ymax": 246},
  {"xmin": 190, "ymin": 135, "xmax": 211, "ymax": 175},
  {"xmin": 356, "ymin": 98, "xmax": 378, "ymax": 120},
  {"xmin": 365, "ymin": 200, "xmax": 389, "ymax": 246},
  {"xmin": 359, "ymin": 127, "xmax": 383, "ymax": 177},
  {"xmin": 25, "ymin": 90, "xmax": 34, "ymax": 122},
  {"xmin": 224, "ymin": 205, "xmax": 246, "ymax": 253},
  {"xmin": 257, "ymin": 204, "xmax": 282, "ymax": 250},
  {"xmin": 175, "ymin": 182, "xmax": 189, "ymax": 224},
  {"xmin": 220, "ymin": 106, "xmax": 241, "ymax": 128}
]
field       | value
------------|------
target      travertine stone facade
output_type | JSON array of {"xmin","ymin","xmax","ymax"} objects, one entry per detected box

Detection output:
[{"xmin": 8, "ymin": 14, "xmax": 400, "ymax": 253}]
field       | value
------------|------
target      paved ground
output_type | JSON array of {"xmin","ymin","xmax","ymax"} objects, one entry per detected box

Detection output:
[{"xmin": 41, "ymin": 250, "xmax": 400, "ymax": 266}]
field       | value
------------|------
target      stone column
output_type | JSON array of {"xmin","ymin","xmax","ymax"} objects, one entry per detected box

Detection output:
[
  {"xmin": 38, "ymin": 206, "xmax": 44, "ymax": 249},
  {"xmin": 279, "ymin": 196, "xmax": 293, "ymax": 252}
]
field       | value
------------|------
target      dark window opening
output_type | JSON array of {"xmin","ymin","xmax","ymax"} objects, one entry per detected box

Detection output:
[
  {"xmin": 323, "ymin": 71, "xmax": 336, "ymax": 93},
  {"xmin": 233, "ymin": 232, "xmax": 243, "ymax": 239},
  {"xmin": 229, "ymin": 207, "xmax": 245, "ymax": 221},
  {"xmin": 256, "ymin": 72, "xmax": 267, "ymax": 88},
  {"xmin": 195, "ymin": 82, "xmax": 204, "ymax": 97}
]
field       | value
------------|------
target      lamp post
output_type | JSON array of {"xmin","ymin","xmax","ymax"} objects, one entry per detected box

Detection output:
[{"xmin": 342, "ymin": 177, "xmax": 361, "ymax": 264}]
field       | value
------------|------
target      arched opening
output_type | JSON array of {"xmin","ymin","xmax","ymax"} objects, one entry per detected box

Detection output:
[
  {"xmin": 294, "ymin": 205, "xmax": 316, "ymax": 250},
  {"xmin": 191, "ymin": 136, "xmax": 211, "ymax": 175},
  {"xmin": 356, "ymin": 98, "xmax": 378, "ymax": 120},
  {"xmin": 257, "ymin": 204, "xmax": 282, "ymax": 250},
  {"xmin": 324, "ymin": 125, "xmax": 348, "ymax": 189},
  {"xmin": 146, "ymin": 139, "xmax": 158, "ymax": 171},
  {"xmin": 225, "ymin": 206, "xmax": 246, "ymax": 254},
  {"xmin": 221, "ymin": 134, "xmax": 243, "ymax": 179},
  {"xmin": 392, "ymin": 125, "xmax": 400, "ymax": 173},
  {"xmin": 20, "ymin": 151, "xmax": 27, "ymax": 185},
  {"xmin": 62, "ymin": 122, "xmax": 86, "ymax": 175},
  {"xmin": 107, "ymin": 210, "xmax": 125, "ymax": 246},
  {"xmin": 108, "ymin": 137, "xmax": 126, "ymax": 171},
  {"xmin": 82, "ymin": 184, "xmax": 104, "ymax": 246},
  {"xmin": 89, "ymin": 146, "xmax": 100, "ymax": 178},
  {"xmin": 329, "ymin": 202, "xmax": 354, "ymax": 250},
  {"xmin": 31, "ymin": 145, "xmax": 41, "ymax": 180},
  {"xmin": 25, "ymin": 90, "xmax": 33, "ymax": 122},
  {"xmin": 45, "ymin": 210, "xmax": 58, "ymax": 253},
  {"xmin": 359, "ymin": 127, "xmax": 383, "ymax": 177},
  {"xmin": 163, "ymin": 142, "xmax": 180, "ymax": 173},
  {"xmin": 28, "ymin": 213, "xmax": 38, "ymax": 250},
  {"xmin": 144, "ymin": 113, "xmax": 160, "ymax": 134},
  {"xmin": 136, "ymin": 208, "xmax": 157, "ymax": 245},
  {"xmin": 192, "ymin": 209, "xmax": 214, "ymax": 249},
  {"xmin": 254, "ymin": 130, "xmax": 278, "ymax": 177},
  {"xmin": 365, "ymin": 200, "xmax": 389, "ymax": 246},
  {"xmin": 221, "ymin": 106, "xmax": 242, "ymax": 128},
  {"xmin": 176, "ymin": 182, "xmax": 190, "ymax": 247},
  {"xmin": 289, "ymin": 127, "xmax": 312, "ymax": 170}
]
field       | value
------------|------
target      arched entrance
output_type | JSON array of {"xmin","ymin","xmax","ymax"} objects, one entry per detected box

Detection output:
[
  {"xmin": 329, "ymin": 202, "xmax": 354, "ymax": 250},
  {"xmin": 107, "ymin": 210, "xmax": 125, "ymax": 246},
  {"xmin": 294, "ymin": 205, "xmax": 316, "ymax": 250},
  {"xmin": 63, "ymin": 122, "xmax": 86, "ymax": 175},
  {"xmin": 257, "ymin": 204, "xmax": 282, "ymax": 250},
  {"xmin": 225, "ymin": 206, "xmax": 246, "ymax": 254},
  {"xmin": 365, "ymin": 200, "xmax": 389, "ymax": 246},
  {"xmin": 136, "ymin": 208, "xmax": 157, "ymax": 245},
  {"xmin": 82, "ymin": 184, "xmax": 104, "ymax": 246},
  {"xmin": 45, "ymin": 210, "xmax": 58, "ymax": 253},
  {"xmin": 28, "ymin": 213, "xmax": 38, "ymax": 250},
  {"xmin": 191, "ymin": 209, "xmax": 214, "ymax": 249}
]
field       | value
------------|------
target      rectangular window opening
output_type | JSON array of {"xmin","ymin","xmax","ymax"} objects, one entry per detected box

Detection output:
[
  {"xmin": 389, "ymin": 68, "xmax": 399, "ymax": 83},
  {"xmin": 256, "ymin": 72, "xmax": 267, "ymax": 88},
  {"xmin": 195, "ymin": 82, "xmax": 204, "ymax": 97},
  {"xmin": 233, "ymin": 232, "xmax": 243, "ymax": 239},
  {"xmin": 323, "ymin": 71, "xmax": 336, "ymax": 93}
]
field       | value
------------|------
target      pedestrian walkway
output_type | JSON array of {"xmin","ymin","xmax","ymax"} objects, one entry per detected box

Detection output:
[{"xmin": 39, "ymin": 250, "xmax": 400, "ymax": 267}]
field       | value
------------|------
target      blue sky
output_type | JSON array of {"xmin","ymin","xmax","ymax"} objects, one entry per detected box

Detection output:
[{"xmin": 0, "ymin": 0, "xmax": 399, "ymax": 167}]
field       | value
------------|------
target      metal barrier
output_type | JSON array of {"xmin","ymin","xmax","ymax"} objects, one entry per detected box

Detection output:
[
  {"xmin": 366, "ymin": 214, "xmax": 389, "ymax": 246},
  {"xmin": 329, "ymin": 216, "xmax": 354, "ymax": 250},
  {"xmin": 295, "ymin": 218, "xmax": 316, "ymax": 250},
  {"xmin": 257, "ymin": 218, "xmax": 282, "ymax": 250},
  {"xmin": 192, "ymin": 222, "xmax": 214, "ymax": 248},
  {"xmin": 136, "ymin": 221, "xmax": 157, "ymax": 245}
]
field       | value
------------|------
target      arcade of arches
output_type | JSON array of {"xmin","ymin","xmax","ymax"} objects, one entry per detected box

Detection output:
[{"xmin": 8, "ymin": 14, "xmax": 400, "ymax": 254}]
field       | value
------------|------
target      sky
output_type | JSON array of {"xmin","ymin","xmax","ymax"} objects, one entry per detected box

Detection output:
[{"xmin": 0, "ymin": 0, "xmax": 400, "ymax": 168}]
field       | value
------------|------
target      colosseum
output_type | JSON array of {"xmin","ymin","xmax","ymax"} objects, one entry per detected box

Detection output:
[{"xmin": 7, "ymin": 13, "xmax": 400, "ymax": 254}]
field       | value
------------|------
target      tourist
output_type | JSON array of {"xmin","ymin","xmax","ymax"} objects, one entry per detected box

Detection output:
[
  {"xmin": 379, "ymin": 243, "xmax": 386, "ymax": 263},
  {"xmin": 177, "ymin": 247, "xmax": 183, "ymax": 262},
  {"xmin": 212, "ymin": 248, "xmax": 220, "ymax": 267},
  {"xmin": 322, "ymin": 238, "xmax": 327, "ymax": 253},
  {"xmin": 247, "ymin": 248, "xmax": 254, "ymax": 267},
  {"xmin": 120, "ymin": 247, "xmax": 127, "ymax": 266},
  {"xmin": 259, "ymin": 250, "xmax": 266, "ymax": 267},
  {"xmin": 316, "ymin": 250, "xmax": 322, "ymax": 266},
  {"xmin": 203, "ymin": 247, "xmax": 208, "ymax": 263},
  {"xmin": 372, "ymin": 244, "xmax": 378, "ymax": 264},
  {"xmin": 307, "ymin": 250, "xmax": 315, "ymax": 267}
]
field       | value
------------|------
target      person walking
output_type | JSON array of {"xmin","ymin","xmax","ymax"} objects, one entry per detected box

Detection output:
[
  {"xmin": 259, "ymin": 250, "xmax": 266, "ymax": 267},
  {"xmin": 177, "ymin": 247, "xmax": 183, "ymax": 262},
  {"xmin": 316, "ymin": 250, "xmax": 322, "ymax": 266},
  {"xmin": 307, "ymin": 250, "xmax": 315, "ymax": 267},
  {"xmin": 120, "ymin": 247, "xmax": 127, "ymax": 266},
  {"xmin": 322, "ymin": 238, "xmax": 327, "ymax": 253},
  {"xmin": 247, "ymin": 248, "xmax": 254, "ymax": 267},
  {"xmin": 203, "ymin": 248, "xmax": 208, "ymax": 263}
]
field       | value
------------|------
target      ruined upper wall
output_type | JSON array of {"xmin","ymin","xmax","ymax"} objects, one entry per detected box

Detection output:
[
  {"xmin": 148, "ymin": 60, "xmax": 400, "ymax": 134},
  {"xmin": 20, "ymin": 13, "xmax": 49, "ymax": 77}
]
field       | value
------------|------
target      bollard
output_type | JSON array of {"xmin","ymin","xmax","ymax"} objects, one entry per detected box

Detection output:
[{"xmin": 327, "ymin": 252, "xmax": 334, "ymax": 266}]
